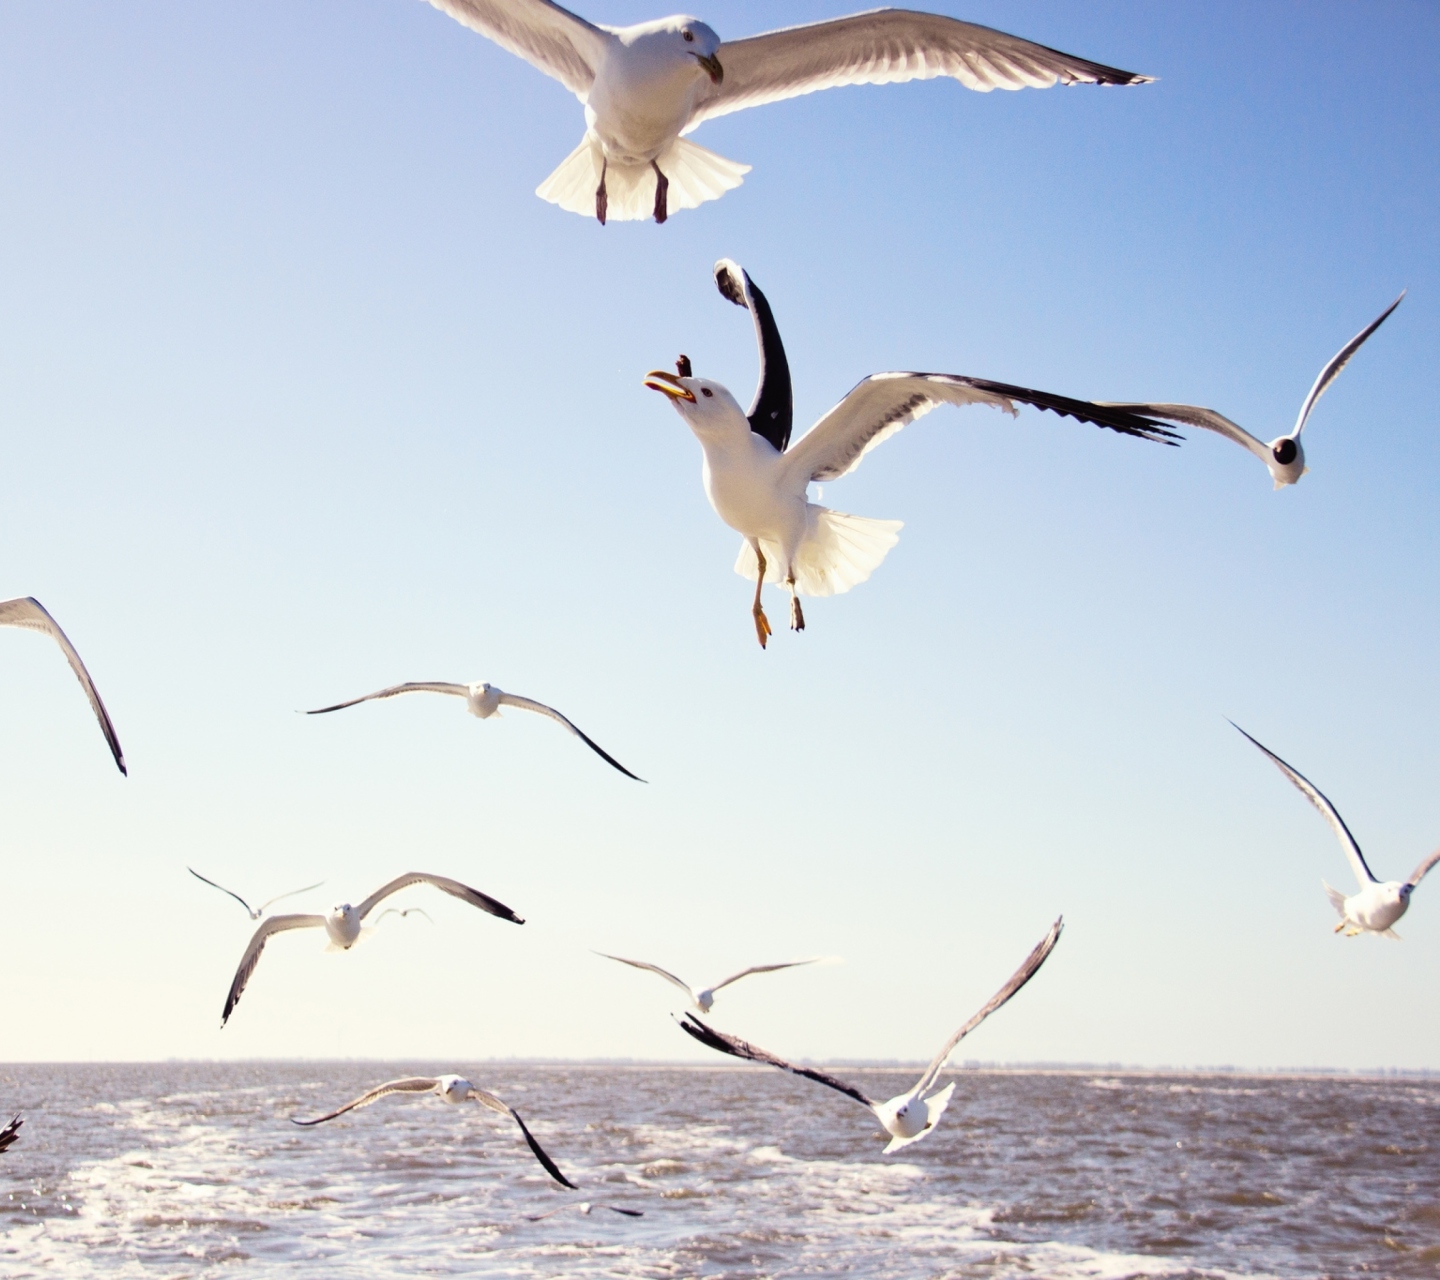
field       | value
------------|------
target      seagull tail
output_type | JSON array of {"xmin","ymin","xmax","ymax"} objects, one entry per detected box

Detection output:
[
  {"xmin": 536, "ymin": 135, "xmax": 606, "ymax": 217},
  {"xmin": 653, "ymin": 137, "xmax": 749, "ymax": 214},
  {"xmin": 536, "ymin": 135, "xmax": 748, "ymax": 221},
  {"xmin": 735, "ymin": 506, "xmax": 902, "ymax": 598},
  {"xmin": 1322, "ymin": 881, "xmax": 1348, "ymax": 919}
]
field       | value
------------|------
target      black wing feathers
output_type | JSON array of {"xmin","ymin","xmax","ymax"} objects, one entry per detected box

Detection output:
[
  {"xmin": 963, "ymin": 377, "xmax": 1183, "ymax": 443},
  {"xmin": 715, "ymin": 260, "xmax": 793, "ymax": 453},
  {"xmin": 679, "ymin": 1014, "xmax": 874, "ymax": 1109}
]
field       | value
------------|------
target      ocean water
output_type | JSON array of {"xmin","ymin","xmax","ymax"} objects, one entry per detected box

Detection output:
[{"xmin": 0, "ymin": 1063, "xmax": 1435, "ymax": 1278}]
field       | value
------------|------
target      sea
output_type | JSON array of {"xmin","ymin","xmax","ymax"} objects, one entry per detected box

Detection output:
[{"xmin": 0, "ymin": 1063, "xmax": 1435, "ymax": 1278}]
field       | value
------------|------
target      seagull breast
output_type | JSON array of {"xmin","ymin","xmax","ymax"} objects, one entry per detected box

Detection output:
[{"xmin": 587, "ymin": 22, "xmax": 718, "ymax": 160}]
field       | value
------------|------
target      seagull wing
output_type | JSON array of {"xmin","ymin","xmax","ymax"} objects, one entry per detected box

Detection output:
[
  {"xmin": 0, "ymin": 1115, "xmax": 21, "ymax": 1154},
  {"xmin": 678, "ymin": 1014, "xmax": 876, "ymax": 1110},
  {"xmin": 188, "ymin": 867, "xmax": 256, "ymax": 916},
  {"xmin": 1406, "ymin": 848, "xmax": 1440, "ymax": 890},
  {"xmin": 305, "ymin": 682, "xmax": 469, "ymax": 714},
  {"xmin": 291, "ymin": 1077, "xmax": 440, "ymax": 1125},
  {"xmin": 781, "ymin": 373, "xmax": 1177, "ymax": 486},
  {"xmin": 0, "ymin": 597, "xmax": 126, "ymax": 775},
  {"xmin": 257, "ymin": 881, "xmax": 325, "ymax": 915},
  {"xmin": 595, "ymin": 952, "xmax": 695, "ymax": 1001},
  {"xmin": 354, "ymin": 871, "xmax": 524, "ymax": 924},
  {"xmin": 1292, "ymin": 291, "xmax": 1405, "ymax": 438},
  {"xmin": 1095, "ymin": 402, "xmax": 1270, "ymax": 462},
  {"xmin": 709, "ymin": 958, "xmax": 821, "ymax": 994},
  {"xmin": 466, "ymin": 1088, "xmax": 577, "ymax": 1189},
  {"xmin": 910, "ymin": 917, "xmax": 1063, "ymax": 1098},
  {"xmin": 221, "ymin": 914, "xmax": 326, "ymax": 1025},
  {"xmin": 714, "ymin": 259, "xmax": 793, "ymax": 453},
  {"xmin": 421, "ymin": 0, "xmax": 608, "ymax": 100},
  {"xmin": 496, "ymin": 692, "xmax": 645, "ymax": 781},
  {"xmin": 690, "ymin": 9, "xmax": 1151, "ymax": 127},
  {"xmin": 1230, "ymin": 722, "xmax": 1378, "ymax": 888}
]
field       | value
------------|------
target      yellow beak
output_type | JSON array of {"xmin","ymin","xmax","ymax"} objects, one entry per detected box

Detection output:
[
  {"xmin": 644, "ymin": 370, "xmax": 696, "ymax": 402},
  {"xmin": 693, "ymin": 52, "xmax": 723, "ymax": 84}
]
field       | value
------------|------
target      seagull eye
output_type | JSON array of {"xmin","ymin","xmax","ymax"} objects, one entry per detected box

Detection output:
[
  {"xmin": 683, "ymin": 30, "xmax": 694, "ymax": 42},
  {"xmin": 701, "ymin": 387, "xmax": 713, "ymax": 397}
]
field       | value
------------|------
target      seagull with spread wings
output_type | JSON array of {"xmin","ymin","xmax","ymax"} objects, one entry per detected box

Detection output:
[
  {"xmin": 306, "ymin": 680, "xmax": 643, "ymax": 781},
  {"xmin": 596, "ymin": 951, "xmax": 820, "ymax": 1013},
  {"xmin": 1232, "ymin": 723, "xmax": 1439, "ymax": 938},
  {"xmin": 679, "ymin": 919, "xmax": 1062, "ymax": 1151},
  {"xmin": 188, "ymin": 868, "xmax": 325, "ymax": 921},
  {"xmin": 0, "ymin": 597, "xmax": 126, "ymax": 775},
  {"xmin": 1101, "ymin": 293, "xmax": 1404, "ymax": 489},
  {"xmin": 292, "ymin": 1073, "xmax": 575, "ymax": 1188},
  {"xmin": 418, "ymin": 2, "xmax": 1151, "ymax": 222},
  {"xmin": 646, "ymin": 260, "xmax": 1178, "ymax": 647},
  {"xmin": 0, "ymin": 1115, "xmax": 21, "ymax": 1155},
  {"xmin": 221, "ymin": 872, "xmax": 523, "ymax": 1025}
]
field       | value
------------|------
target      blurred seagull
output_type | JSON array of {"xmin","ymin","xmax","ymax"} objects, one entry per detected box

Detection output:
[
  {"xmin": 646, "ymin": 260, "xmax": 1178, "ymax": 646},
  {"xmin": 1232, "ymin": 722, "xmax": 1439, "ymax": 938},
  {"xmin": 0, "ymin": 597, "xmax": 125, "ymax": 774},
  {"xmin": 188, "ymin": 868, "xmax": 324, "ymax": 921},
  {"xmin": 420, "ymin": 2, "xmax": 1151, "ymax": 222},
  {"xmin": 1102, "ymin": 292, "xmax": 1404, "ymax": 488},
  {"xmin": 525, "ymin": 1201, "xmax": 644, "ymax": 1221},
  {"xmin": 292, "ymin": 1073, "xmax": 575, "ymax": 1188},
  {"xmin": 306, "ymin": 681, "xmax": 643, "ymax": 781},
  {"xmin": 596, "ymin": 951, "xmax": 821, "ymax": 1013},
  {"xmin": 0, "ymin": 1115, "xmax": 21, "ymax": 1155},
  {"xmin": 679, "ymin": 918, "xmax": 1062, "ymax": 1151},
  {"xmin": 221, "ymin": 872, "xmax": 523, "ymax": 1025}
]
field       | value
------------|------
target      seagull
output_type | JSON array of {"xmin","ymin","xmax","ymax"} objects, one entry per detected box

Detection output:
[
  {"xmin": 292, "ymin": 1074, "xmax": 576, "ymax": 1188},
  {"xmin": 0, "ymin": 597, "xmax": 125, "ymax": 774},
  {"xmin": 1101, "ymin": 293, "xmax": 1404, "ymax": 488},
  {"xmin": 525, "ymin": 1202, "xmax": 644, "ymax": 1221},
  {"xmin": 1232, "ymin": 722, "xmax": 1439, "ymax": 938},
  {"xmin": 420, "ymin": 2, "xmax": 1151, "ymax": 223},
  {"xmin": 0, "ymin": 1115, "xmax": 21, "ymax": 1155},
  {"xmin": 188, "ymin": 868, "xmax": 325, "ymax": 921},
  {"xmin": 679, "ymin": 918, "xmax": 1061, "ymax": 1151},
  {"xmin": 646, "ymin": 260, "xmax": 1178, "ymax": 646},
  {"xmin": 221, "ymin": 872, "xmax": 523, "ymax": 1025},
  {"xmin": 595, "ymin": 951, "xmax": 821, "ymax": 1013},
  {"xmin": 306, "ymin": 681, "xmax": 644, "ymax": 781}
]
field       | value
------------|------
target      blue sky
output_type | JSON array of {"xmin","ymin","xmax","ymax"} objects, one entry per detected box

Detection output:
[{"xmin": 0, "ymin": 1, "xmax": 1435, "ymax": 1067}]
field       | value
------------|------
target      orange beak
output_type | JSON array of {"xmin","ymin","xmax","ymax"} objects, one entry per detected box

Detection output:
[{"xmin": 644, "ymin": 369, "xmax": 696, "ymax": 402}]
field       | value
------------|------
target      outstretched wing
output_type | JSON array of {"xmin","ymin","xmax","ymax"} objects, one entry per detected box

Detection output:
[
  {"xmin": 496, "ymin": 692, "xmax": 645, "ymax": 781},
  {"xmin": 1293, "ymin": 291, "xmax": 1405, "ymax": 438},
  {"xmin": 0, "ymin": 1115, "xmax": 21, "ymax": 1154},
  {"xmin": 911, "ymin": 917, "xmax": 1063, "ymax": 1098},
  {"xmin": 0, "ymin": 597, "xmax": 126, "ymax": 775},
  {"xmin": 291, "ymin": 1077, "xmax": 440, "ymax": 1125},
  {"xmin": 354, "ymin": 872, "xmax": 524, "ymax": 924},
  {"xmin": 1098, "ymin": 402, "xmax": 1269, "ymax": 462},
  {"xmin": 422, "ymin": 0, "xmax": 608, "ymax": 100},
  {"xmin": 188, "ymin": 867, "xmax": 256, "ymax": 916},
  {"xmin": 714, "ymin": 259, "xmax": 793, "ymax": 453},
  {"xmin": 305, "ymin": 682, "xmax": 469, "ymax": 714},
  {"xmin": 782, "ymin": 372, "xmax": 1177, "ymax": 486},
  {"xmin": 466, "ymin": 1088, "xmax": 576, "ymax": 1189},
  {"xmin": 221, "ymin": 914, "xmax": 326, "ymax": 1025},
  {"xmin": 678, "ymin": 1014, "xmax": 875, "ymax": 1110},
  {"xmin": 1406, "ymin": 848, "xmax": 1440, "ymax": 890},
  {"xmin": 1231, "ymin": 722, "xmax": 1377, "ymax": 888},
  {"xmin": 595, "ymin": 952, "xmax": 695, "ymax": 1000},
  {"xmin": 710, "ymin": 958, "xmax": 820, "ymax": 994},
  {"xmin": 257, "ymin": 881, "xmax": 326, "ymax": 915}
]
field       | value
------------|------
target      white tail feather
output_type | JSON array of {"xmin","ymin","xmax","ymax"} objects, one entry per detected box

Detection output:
[
  {"xmin": 536, "ymin": 134, "xmax": 748, "ymax": 221},
  {"xmin": 1322, "ymin": 880, "xmax": 1348, "ymax": 918},
  {"xmin": 734, "ymin": 506, "xmax": 902, "ymax": 598}
]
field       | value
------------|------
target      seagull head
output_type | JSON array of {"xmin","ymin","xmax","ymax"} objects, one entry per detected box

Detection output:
[
  {"xmin": 644, "ymin": 369, "xmax": 747, "ymax": 434},
  {"xmin": 657, "ymin": 16, "xmax": 723, "ymax": 82},
  {"xmin": 1265, "ymin": 435, "xmax": 1307, "ymax": 488},
  {"xmin": 438, "ymin": 1075, "xmax": 472, "ymax": 1104}
]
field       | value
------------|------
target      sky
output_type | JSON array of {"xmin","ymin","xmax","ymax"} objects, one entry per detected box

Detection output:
[{"xmin": 0, "ymin": 1, "xmax": 1435, "ymax": 1069}]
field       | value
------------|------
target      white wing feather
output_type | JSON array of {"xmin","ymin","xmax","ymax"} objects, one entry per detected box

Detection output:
[
  {"xmin": 1097, "ymin": 402, "xmax": 1270, "ymax": 462},
  {"xmin": 1292, "ymin": 291, "xmax": 1405, "ymax": 438},
  {"xmin": 422, "ymin": 0, "xmax": 609, "ymax": 100},
  {"xmin": 1406, "ymin": 848, "xmax": 1440, "ymax": 890}
]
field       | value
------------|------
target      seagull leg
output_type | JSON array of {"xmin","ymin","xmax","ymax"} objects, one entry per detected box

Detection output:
[
  {"xmin": 596, "ymin": 160, "xmax": 608, "ymax": 226},
  {"xmin": 1333, "ymin": 921, "xmax": 1346, "ymax": 933},
  {"xmin": 787, "ymin": 573, "xmax": 805, "ymax": 632},
  {"xmin": 751, "ymin": 543, "xmax": 772, "ymax": 649},
  {"xmin": 651, "ymin": 160, "xmax": 669, "ymax": 224}
]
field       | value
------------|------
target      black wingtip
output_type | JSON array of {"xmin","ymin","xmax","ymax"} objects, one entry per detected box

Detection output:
[
  {"xmin": 713, "ymin": 260, "xmax": 746, "ymax": 307},
  {"xmin": 510, "ymin": 1109, "xmax": 577, "ymax": 1190},
  {"xmin": 676, "ymin": 354, "xmax": 692, "ymax": 378}
]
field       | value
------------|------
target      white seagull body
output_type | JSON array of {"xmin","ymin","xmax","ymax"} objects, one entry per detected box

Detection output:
[
  {"xmin": 596, "ymin": 951, "xmax": 820, "ymax": 1013},
  {"xmin": 0, "ymin": 597, "xmax": 126, "ymax": 775},
  {"xmin": 306, "ymin": 680, "xmax": 643, "ymax": 781},
  {"xmin": 1102, "ymin": 293, "xmax": 1404, "ymax": 488},
  {"xmin": 421, "ymin": 2, "xmax": 1151, "ymax": 222},
  {"xmin": 680, "ymin": 918, "xmax": 1061, "ymax": 1152},
  {"xmin": 292, "ymin": 1073, "xmax": 575, "ymax": 1188},
  {"xmin": 188, "ymin": 868, "xmax": 324, "ymax": 920},
  {"xmin": 1233, "ymin": 723, "xmax": 1440, "ymax": 937},
  {"xmin": 221, "ymin": 872, "xmax": 523, "ymax": 1024},
  {"xmin": 647, "ymin": 260, "xmax": 1177, "ymax": 646}
]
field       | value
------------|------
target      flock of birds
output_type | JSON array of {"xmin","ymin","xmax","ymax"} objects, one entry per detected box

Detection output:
[{"xmin": 3, "ymin": 0, "xmax": 1429, "ymax": 1218}]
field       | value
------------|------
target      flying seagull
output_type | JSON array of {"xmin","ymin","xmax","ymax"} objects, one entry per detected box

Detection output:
[
  {"xmin": 292, "ymin": 1073, "xmax": 575, "ymax": 1188},
  {"xmin": 646, "ymin": 260, "xmax": 1178, "ymax": 646},
  {"xmin": 306, "ymin": 681, "xmax": 643, "ymax": 781},
  {"xmin": 0, "ymin": 1115, "xmax": 21, "ymax": 1155},
  {"xmin": 419, "ymin": 2, "xmax": 1151, "ymax": 223},
  {"xmin": 188, "ymin": 868, "xmax": 325, "ymax": 920},
  {"xmin": 221, "ymin": 872, "xmax": 522, "ymax": 1025},
  {"xmin": 525, "ymin": 1202, "xmax": 644, "ymax": 1221},
  {"xmin": 0, "ymin": 597, "xmax": 125, "ymax": 774},
  {"xmin": 679, "ymin": 918, "xmax": 1062, "ymax": 1151},
  {"xmin": 1232, "ymin": 722, "xmax": 1439, "ymax": 938},
  {"xmin": 596, "ymin": 951, "xmax": 820, "ymax": 1013},
  {"xmin": 1101, "ymin": 292, "xmax": 1404, "ymax": 489}
]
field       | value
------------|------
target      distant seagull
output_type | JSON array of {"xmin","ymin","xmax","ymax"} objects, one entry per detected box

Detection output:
[
  {"xmin": 646, "ymin": 261, "xmax": 1177, "ymax": 646},
  {"xmin": 679, "ymin": 918, "xmax": 1061, "ymax": 1152},
  {"xmin": 1232, "ymin": 722, "xmax": 1439, "ymax": 938},
  {"xmin": 525, "ymin": 1201, "xmax": 644, "ymax": 1221},
  {"xmin": 221, "ymin": 872, "xmax": 523, "ymax": 1025},
  {"xmin": 0, "ymin": 1115, "xmax": 20, "ymax": 1154},
  {"xmin": 188, "ymin": 868, "xmax": 324, "ymax": 921},
  {"xmin": 0, "ymin": 597, "xmax": 125, "ymax": 775},
  {"xmin": 420, "ymin": 2, "xmax": 1151, "ymax": 223},
  {"xmin": 306, "ymin": 681, "xmax": 643, "ymax": 781},
  {"xmin": 596, "ymin": 951, "xmax": 820, "ymax": 1013},
  {"xmin": 1103, "ymin": 293, "xmax": 1404, "ymax": 489},
  {"xmin": 292, "ymin": 1073, "xmax": 575, "ymax": 1188}
]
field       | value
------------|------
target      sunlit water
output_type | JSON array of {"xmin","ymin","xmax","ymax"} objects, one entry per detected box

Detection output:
[{"xmin": 0, "ymin": 1064, "xmax": 1435, "ymax": 1278}]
